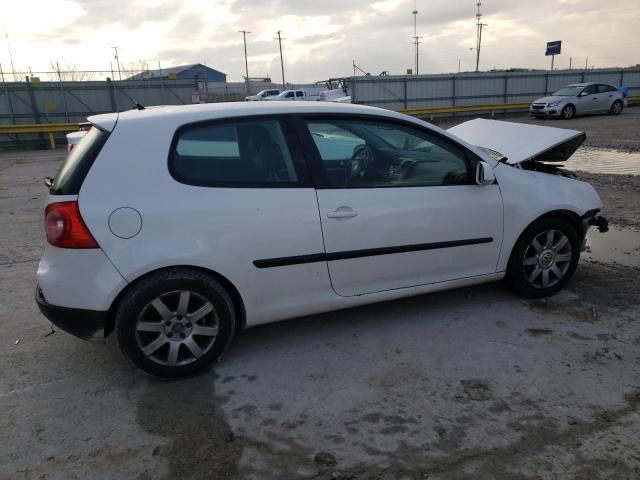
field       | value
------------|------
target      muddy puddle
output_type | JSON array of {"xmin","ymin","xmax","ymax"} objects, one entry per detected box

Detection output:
[
  {"xmin": 584, "ymin": 226, "xmax": 640, "ymax": 267},
  {"xmin": 561, "ymin": 148, "xmax": 640, "ymax": 175}
]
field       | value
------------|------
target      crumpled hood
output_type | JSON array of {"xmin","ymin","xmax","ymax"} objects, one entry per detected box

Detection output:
[
  {"xmin": 532, "ymin": 95, "xmax": 567, "ymax": 104},
  {"xmin": 448, "ymin": 118, "xmax": 586, "ymax": 165}
]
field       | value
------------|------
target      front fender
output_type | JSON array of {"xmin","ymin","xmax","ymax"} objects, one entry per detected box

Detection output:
[{"xmin": 494, "ymin": 163, "xmax": 603, "ymax": 271}]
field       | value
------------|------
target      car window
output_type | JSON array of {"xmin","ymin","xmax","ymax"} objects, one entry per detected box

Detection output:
[
  {"xmin": 552, "ymin": 86, "xmax": 582, "ymax": 96},
  {"xmin": 582, "ymin": 85, "xmax": 597, "ymax": 95},
  {"xmin": 285, "ymin": 92, "xmax": 294, "ymax": 98},
  {"xmin": 170, "ymin": 119, "xmax": 300, "ymax": 187},
  {"xmin": 305, "ymin": 119, "xmax": 471, "ymax": 188},
  {"xmin": 597, "ymin": 84, "xmax": 614, "ymax": 93},
  {"xmin": 296, "ymin": 91, "xmax": 304, "ymax": 97},
  {"xmin": 50, "ymin": 126, "xmax": 110, "ymax": 195}
]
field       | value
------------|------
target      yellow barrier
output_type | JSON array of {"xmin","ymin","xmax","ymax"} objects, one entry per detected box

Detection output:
[
  {"xmin": 0, "ymin": 123, "xmax": 80, "ymax": 150},
  {"xmin": 399, "ymin": 95, "xmax": 640, "ymax": 119}
]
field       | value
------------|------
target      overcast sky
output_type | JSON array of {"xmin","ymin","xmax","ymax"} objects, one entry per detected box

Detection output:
[{"xmin": 1, "ymin": 0, "xmax": 639, "ymax": 82}]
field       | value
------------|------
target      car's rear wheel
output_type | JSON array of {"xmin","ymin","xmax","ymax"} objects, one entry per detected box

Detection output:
[
  {"xmin": 561, "ymin": 104, "xmax": 575, "ymax": 120},
  {"xmin": 506, "ymin": 217, "xmax": 580, "ymax": 298},
  {"xmin": 610, "ymin": 100, "xmax": 623, "ymax": 115},
  {"xmin": 115, "ymin": 269, "xmax": 236, "ymax": 378}
]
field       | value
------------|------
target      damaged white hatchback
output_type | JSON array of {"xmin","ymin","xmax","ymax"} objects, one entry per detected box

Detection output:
[{"xmin": 36, "ymin": 102, "xmax": 608, "ymax": 377}]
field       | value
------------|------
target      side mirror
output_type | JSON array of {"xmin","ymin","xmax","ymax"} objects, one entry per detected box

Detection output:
[{"xmin": 476, "ymin": 161, "xmax": 495, "ymax": 185}]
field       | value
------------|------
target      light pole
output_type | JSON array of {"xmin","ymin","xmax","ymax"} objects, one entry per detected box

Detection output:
[
  {"xmin": 474, "ymin": 2, "xmax": 487, "ymax": 72},
  {"xmin": 239, "ymin": 30, "xmax": 251, "ymax": 95},
  {"xmin": 412, "ymin": 1, "xmax": 421, "ymax": 75},
  {"xmin": 275, "ymin": 31, "xmax": 286, "ymax": 88}
]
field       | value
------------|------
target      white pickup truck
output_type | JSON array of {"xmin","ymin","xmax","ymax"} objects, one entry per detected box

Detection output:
[
  {"xmin": 245, "ymin": 89, "xmax": 282, "ymax": 101},
  {"xmin": 266, "ymin": 89, "xmax": 321, "ymax": 101}
]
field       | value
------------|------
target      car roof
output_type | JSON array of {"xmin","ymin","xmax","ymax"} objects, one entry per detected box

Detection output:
[
  {"xmin": 88, "ymin": 101, "xmax": 406, "ymax": 131},
  {"xmin": 566, "ymin": 82, "xmax": 597, "ymax": 87}
]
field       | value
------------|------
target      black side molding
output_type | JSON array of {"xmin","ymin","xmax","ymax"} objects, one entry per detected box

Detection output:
[{"xmin": 253, "ymin": 237, "xmax": 493, "ymax": 268}]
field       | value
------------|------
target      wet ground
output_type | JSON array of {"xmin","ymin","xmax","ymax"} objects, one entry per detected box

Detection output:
[
  {"xmin": 2, "ymin": 111, "xmax": 640, "ymax": 480},
  {"xmin": 585, "ymin": 226, "xmax": 640, "ymax": 267},
  {"xmin": 565, "ymin": 148, "xmax": 640, "ymax": 175}
]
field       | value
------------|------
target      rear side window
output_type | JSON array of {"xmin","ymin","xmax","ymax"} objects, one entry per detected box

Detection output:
[
  {"xmin": 597, "ymin": 84, "xmax": 615, "ymax": 93},
  {"xmin": 50, "ymin": 127, "xmax": 109, "ymax": 195},
  {"xmin": 295, "ymin": 91, "xmax": 304, "ymax": 97},
  {"xmin": 169, "ymin": 118, "xmax": 302, "ymax": 187}
]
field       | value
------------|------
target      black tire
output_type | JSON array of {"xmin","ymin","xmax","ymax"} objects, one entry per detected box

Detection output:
[
  {"xmin": 609, "ymin": 100, "xmax": 623, "ymax": 115},
  {"xmin": 115, "ymin": 268, "xmax": 236, "ymax": 378},
  {"xmin": 506, "ymin": 217, "xmax": 581, "ymax": 298},
  {"xmin": 561, "ymin": 104, "xmax": 575, "ymax": 120}
]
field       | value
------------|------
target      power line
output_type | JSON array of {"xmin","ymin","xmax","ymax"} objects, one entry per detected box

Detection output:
[
  {"xmin": 111, "ymin": 46, "xmax": 122, "ymax": 80},
  {"xmin": 275, "ymin": 30, "xmax": 286, "ymax": 88},
  {"xmin": 238, "ymin": 30, "xmax": 251, "ymax": 95}
]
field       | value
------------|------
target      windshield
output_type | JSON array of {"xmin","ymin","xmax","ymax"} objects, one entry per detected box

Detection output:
[{"xmin": 552, "ymin": 86, "xmax": 583, "ymax": 96}]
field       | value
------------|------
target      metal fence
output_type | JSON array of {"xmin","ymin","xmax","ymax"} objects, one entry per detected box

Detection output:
[{"xmin": 351, "ymin": 68, "xmax": 640, "ymax": 112}]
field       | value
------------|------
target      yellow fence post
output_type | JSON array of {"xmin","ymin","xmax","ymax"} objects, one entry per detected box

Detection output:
[{"xmin": 48, "ymin": 132, "xmax": 56, "ymax": 150}]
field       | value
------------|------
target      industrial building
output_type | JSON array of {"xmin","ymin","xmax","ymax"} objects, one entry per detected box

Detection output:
[{"xmin": 127, "ymin": 63, "xmax": 226, "ymax": 82}]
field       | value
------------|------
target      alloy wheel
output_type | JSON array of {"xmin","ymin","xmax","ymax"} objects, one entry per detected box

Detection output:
[
  {"xmin": 562, "ymin": 106, "xmax": 574, "ymax": 119},
  {"xmin": 135, "ymin": 290, "xmax": 218, "ymax": 366},
  {"xmin": 522, "ymin": 229, "xmax": 573, "ymax": 289}
]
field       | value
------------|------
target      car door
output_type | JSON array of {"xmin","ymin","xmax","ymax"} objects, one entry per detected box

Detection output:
[
  {"xmin": 596, "ymin": 84, "xmax": 615, "ymax": 112},
  {"xmin": 299, "ymin": 116, "xmax": 504, "ymax": 297},
  {"xmin": 575, "ymin": 84, "xmax": 599, "ymax": 114}
]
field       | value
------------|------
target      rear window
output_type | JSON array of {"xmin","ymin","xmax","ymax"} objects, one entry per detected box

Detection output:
[
  {"xmin": 50, "ymin": 127, "xmax": 109, "ymax": 195},
  {"xmin": 169, "ymin": 118, "xmax": 303, "ymax": 187}
]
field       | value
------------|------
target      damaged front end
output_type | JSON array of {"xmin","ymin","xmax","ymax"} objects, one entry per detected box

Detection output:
[
  {"xmin": 449, "ymin": 118, "xmax": 609, "ymax": 242},
  {"xmin": 449, "ymin": 118, "xmax": 586, "ymax": 177}
]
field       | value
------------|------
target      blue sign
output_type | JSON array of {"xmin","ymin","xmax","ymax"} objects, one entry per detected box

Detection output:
[{"xmin": 545, "ymin": 41, "xmax": 562, "ymax": 56}]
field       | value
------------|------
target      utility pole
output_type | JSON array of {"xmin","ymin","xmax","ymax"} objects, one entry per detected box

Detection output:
[
  {"xmin": 412, "ymin": 1, "xmax": 421, "ymax": 75},
  {"xmin": 569, "ymin": 56, "xmax": 572, "ymax": 69},
  {"xmin": 275, "ymin": 31, "xmax": 286, "ymax": 88},
  {"xmin": 3, "ymin": 24, "xmax": 17, "ymax": 81},
  {"xmin": 474, "ymin": 2, "xmax": 487, "ymax": 72},
  {"xmin": 239, "ymin": 30, "xmax": 251, "ymax": 95},
  {"xmin": 111, "ymin": 46, "xmax": 122, "ymax": 80}
]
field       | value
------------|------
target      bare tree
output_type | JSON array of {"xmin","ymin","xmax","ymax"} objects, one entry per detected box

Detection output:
[
  {"xmin": 48, "ymin": 60, "xmax": 97, "ymax": 81},
  {"xmin": 119, "ymin": 60, "xmax": 150, "ymax": 80}
]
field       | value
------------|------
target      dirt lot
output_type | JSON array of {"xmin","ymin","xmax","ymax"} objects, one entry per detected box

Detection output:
[{"xmin": 1, "ymin": 110, "xmax": 639, "ymax": 480}]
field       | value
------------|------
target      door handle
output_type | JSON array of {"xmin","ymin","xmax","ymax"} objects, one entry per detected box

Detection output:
[{"xmin": 327, "ymin": 208, "xmax": 358, "ymax": 219}]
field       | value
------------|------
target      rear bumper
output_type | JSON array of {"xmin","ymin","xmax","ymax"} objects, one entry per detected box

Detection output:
[{"xmin": 35, "ymin": 285, "xmax": 107, "ymax": 342}]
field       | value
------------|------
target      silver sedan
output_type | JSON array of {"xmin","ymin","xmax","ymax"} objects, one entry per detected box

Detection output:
[{"xmin": 530, "ymin": 82, "xmax": 626, "ymax": 119}]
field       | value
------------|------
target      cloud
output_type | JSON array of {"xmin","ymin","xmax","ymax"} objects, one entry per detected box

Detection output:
[{"xmin": 2, "ymin": 0, "xmax": 639, "ymax": 81}]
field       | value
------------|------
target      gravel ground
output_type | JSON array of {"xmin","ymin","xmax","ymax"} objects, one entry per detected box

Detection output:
[{"xmin": 1, "ymin": 112, "xmax": 639, "ymax": 480}]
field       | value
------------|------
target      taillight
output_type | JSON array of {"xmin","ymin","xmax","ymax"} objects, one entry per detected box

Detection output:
[{"xmin": 45, "ymin": 202, "xmax": 99, "ymax": 249}]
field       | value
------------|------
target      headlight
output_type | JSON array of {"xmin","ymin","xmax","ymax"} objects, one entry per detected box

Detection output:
[{"xmin": 548, "ymin": 102, "xmax": 559, "ymax": 107}]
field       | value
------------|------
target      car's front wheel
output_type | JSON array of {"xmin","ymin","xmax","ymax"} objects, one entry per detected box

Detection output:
[
  {"xmin": 115, "ymin": 269, "xmax": 236, "ymax": 378},
  {"xmin": 506, "ymin": 217, "xmax": 580, "ymax": 298},
  {"xmin": 609, "ymin": 100, "xmax": 623, "ymax": 115},
  {"xmin": 561, "ymin": 104, "xmax": 575, "ymax": 120}
]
